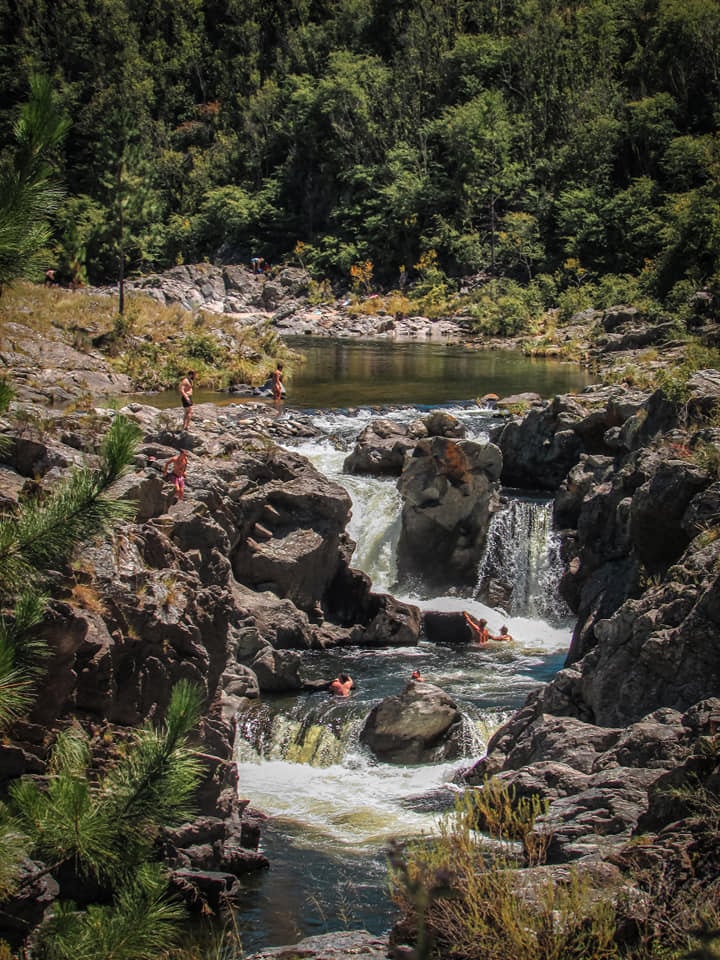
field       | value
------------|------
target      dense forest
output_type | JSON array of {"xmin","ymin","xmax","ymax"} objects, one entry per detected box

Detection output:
[{"xmin": 1, "ymin": 0, "xmax": 719, "ymax": 322}]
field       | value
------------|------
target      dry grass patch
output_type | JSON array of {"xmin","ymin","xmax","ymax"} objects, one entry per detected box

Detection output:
[
  {"xmin": 0, "ymin": 282, "xmax": 297, "ymax": 392},
  {"xmin": 389, "ymin": 784, "xmax": 620, "ymax": 960}
]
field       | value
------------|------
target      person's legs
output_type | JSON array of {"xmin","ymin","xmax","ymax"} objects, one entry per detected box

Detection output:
[
  {"xmin": 174, "ymin": 476, "xmax": 185, "ymax": 500},
  {"xmin": 183, "ymin": 402, "xmax": 192, "ymax": 431}
]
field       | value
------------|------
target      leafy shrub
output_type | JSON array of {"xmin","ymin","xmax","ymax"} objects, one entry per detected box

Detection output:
[
  {"xmin": 181, "ymin": 333, "xmax": 224, "ymax": 364},
  {"xmin": 466, "ymin": 279, "xmax": 544, "ymax": 336}
]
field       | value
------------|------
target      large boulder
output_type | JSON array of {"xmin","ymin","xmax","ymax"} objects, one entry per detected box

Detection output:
[
  {"xmin": 232, "ymin": 451, "xmax": 352, "ymax": 612},
  {"xmin": 343, "ymin": 418, "xmax": 415, "ymax": 476},
  {"xmin": 629, "ymin": 459, "xmax": 709, "ymax": 571},
  {"xmin": 360, "ymin": 681, "xmax": 464, "ymax": 763},
  {"xmin": 422, "ymin": 610, "xmax": 475, "ymax": 645},
  {"xmin": 396, "ymin": 437, "xmax": 502, "ymax": 589}
]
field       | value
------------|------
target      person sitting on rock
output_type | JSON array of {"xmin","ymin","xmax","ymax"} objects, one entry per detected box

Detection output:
[
  {"xmin": 491, "ymin": 625, "xmax": 514, "ymax": 642},
  {"xmin": 411, "ymin": 669, "xmax": 425, "ymax": 682},
  {"xmin": 463, "ymin": 611, "xmax": 489, "ymax": 645},
  {"xmin": 163, "ymin": 449, "xmax": 188, "ymax": 501},
  {"xmin": 329, "ymin": 673, "xmax": 354, "ymax": 697}
]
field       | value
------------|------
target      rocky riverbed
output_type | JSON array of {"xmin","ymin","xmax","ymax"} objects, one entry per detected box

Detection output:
[{"xmin": 1, "ymin": 272, "xmax": 719, "ymax": 956}]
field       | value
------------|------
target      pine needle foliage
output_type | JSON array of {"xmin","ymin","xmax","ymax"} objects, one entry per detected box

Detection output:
[
  {"xmin": 0, "ymin": 413, "xmax": 140, "ymax": 735},
  {"xmin": 0, "ymin": 413, "xmax": 141, "ymax": 601},
  {"xmin": 0, "ymin": 803, "xmax": 30, "ymax": 901},
  {"xmin": 0, "ymin": 75, "xmax": 69, "ymax": 293},
  {"xmin": 38, "ymin": 863, "xmax": 184, "ymax": 960},
  {"xmin": 10, "ymin": 681, "xmax": 204, "ymax": 887}
]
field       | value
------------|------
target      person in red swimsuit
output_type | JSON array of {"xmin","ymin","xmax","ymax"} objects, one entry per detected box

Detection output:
[{"xmin": 163, "ymin": 449, "xmax": 188, "ymax": 501}]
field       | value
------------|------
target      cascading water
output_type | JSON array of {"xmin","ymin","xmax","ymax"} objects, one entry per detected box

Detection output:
[
  {"xmin": 233, "ymin": 403, "xmax": 575, "ymax": 952},
  {"xmin": 475, "ymin": 495, "xmax": 572, "ymax": 623}
]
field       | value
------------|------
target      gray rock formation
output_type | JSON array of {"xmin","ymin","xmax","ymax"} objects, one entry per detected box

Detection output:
[
  {"xmin": 491, "ymin": 386, "xmax": 651, "ymax": 490},
  {"xmin": 343, "ymin": 418, "xmax": 417, "ymax": 476},
  {"xmin": 0, "ymin": 396, "xmax": 425, "ymax": 934},
  {"xmin": 397, "ymin": 437, "xmax": 502, "ymax": 588},
  {"xmin": 246, "ymin": 930, "xmax": 389, "ymax": 960},
  {"xmin": 360, "ymin": 681, "xmax": 465, "ymax": 764},
  {"xmin": 343, "ymin": 410, "xmax": 466, "ymax": 477}
]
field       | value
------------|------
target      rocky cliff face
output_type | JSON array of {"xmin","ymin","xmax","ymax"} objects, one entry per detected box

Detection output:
[
  {"xmin": 0, "ymin": 396, "xmax": 422, "ymax": 932},
  {"xmin": 461, "ymin": 363, "xmax": 720, "ymax": 936}
]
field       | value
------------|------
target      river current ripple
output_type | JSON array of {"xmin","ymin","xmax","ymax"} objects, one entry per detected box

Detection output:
[{"xmin": 232, "ymin": 401, "xmax": 573, "ymax": 952}]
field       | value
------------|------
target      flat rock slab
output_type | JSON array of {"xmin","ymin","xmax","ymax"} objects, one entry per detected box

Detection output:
[{"xmin": 246, "ymin": 930, "xmax": 389, "ymax": 960}]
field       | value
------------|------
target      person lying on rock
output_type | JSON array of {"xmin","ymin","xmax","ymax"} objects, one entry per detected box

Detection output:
[
  {"xmin": 329, "ymin": 673, "xmax": 354, "ymax": 697},
  {"xmin": 463, "ymin": 611, "xmax": 489, "ymax": 645},
  {"xmin": 163, "ymin": 449, "xmax": 188, "ymax": 501},
  {"xmin": 491, "ymin": 625, "xmax": 514, "ymax": 642}
]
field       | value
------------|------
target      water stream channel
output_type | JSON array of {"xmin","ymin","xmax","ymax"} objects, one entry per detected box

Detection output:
[
  {"xmin": 132, "ymin": 340, "xmax": 593, "ymax": 951},
  {"xmin": 212, "ymin": 341, "xmax": 592, "ymax": 952}
]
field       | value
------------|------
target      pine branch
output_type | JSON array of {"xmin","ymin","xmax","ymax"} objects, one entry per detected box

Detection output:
[
  {"xmin": 37, "ymin": 863, "xmax": 184, "ymax": 960},
  {"xmin": 11, "ymin": 684, "xmax": 204, "ymax": 889},
  {"xmin": 0, "ymin": 414, "xmax": 141, "ymax": 599},
  {"xmin": 0, "ymin": 803, "xmax": 31, "ymax": 900},
  {"xmin": 101, "ymin": 682, "xmax": 204, "ymax": 841}
]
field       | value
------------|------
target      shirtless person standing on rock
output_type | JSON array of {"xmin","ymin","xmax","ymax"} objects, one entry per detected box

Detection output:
[{"xmin": 180, "ymin": 370, "xmax": 195, "ymax": 431}]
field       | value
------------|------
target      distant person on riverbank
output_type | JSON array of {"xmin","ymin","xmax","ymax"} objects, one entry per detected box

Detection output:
[
  {"xmin": 180, "ymin": 370, "xmax": 195, "ymax": 430},
  {"xmin": 464, "ymin": 611, "xmax": 489, "ymax": 645},
  {"xmin": 163, "ymin": 449, "xmax": 188, "ymax": 501},
  {"xmin": 491, "ymin": 625, "xmax": 514, "ymax": 642},
  {"xmin": 44, "ymin": 268, "xmax": 57, "ymax": 287},
  {"xmin": 329, "ymin": 673, "xmax": 354, "ymax": 697},
  {"xmin": 272, "ymin": 362, "xmax": 284, "ymax": 402}
]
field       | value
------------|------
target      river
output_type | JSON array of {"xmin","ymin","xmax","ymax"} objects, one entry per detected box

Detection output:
[
  {"xmin": 129, "ymin": 337, "xmax": 592, "ymax": 411},
  {"xmin": 221, "ymin": 340, "xmax": 586, "ymax": 953}
]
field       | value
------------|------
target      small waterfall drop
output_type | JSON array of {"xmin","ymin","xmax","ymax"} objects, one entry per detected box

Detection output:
[
  {"xmin": 236, "ymin": 700, "xmax": 363, "ymax": 768},
  {"xmin": 475, "ymin": 496, "xmax": 571, "ymax": 622},
  {"xmin": 237, "ymin": 406, "xmax": 575, "ymax": 951}
]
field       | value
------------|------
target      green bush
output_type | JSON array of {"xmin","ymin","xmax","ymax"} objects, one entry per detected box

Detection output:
[{"xmin": 181, "ymin": 333, "xmax": 225, "ymax": 364}]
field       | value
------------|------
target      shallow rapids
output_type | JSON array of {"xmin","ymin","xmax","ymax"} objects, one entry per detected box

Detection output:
[{"xmin": 233, "ymin": 402, "xmax": 573, "ymax": 951}]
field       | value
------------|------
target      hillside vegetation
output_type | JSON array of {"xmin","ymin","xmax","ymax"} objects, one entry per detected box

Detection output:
[{"xmin": 1, "ymin": 0, "xmax": 719, "ymax": 337}]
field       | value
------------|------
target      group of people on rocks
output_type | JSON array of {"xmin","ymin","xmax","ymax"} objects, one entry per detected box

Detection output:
[
  {"xmin": 177, "ymin": 362, "xmax": 284, "ymax": 435},
  {"xmin": 164, "ymin": 362, "xmax": 285, "ymax": 502},
  {"xmin": 167, "ymin": 370, "xmax": 517, "ymax": 655}
]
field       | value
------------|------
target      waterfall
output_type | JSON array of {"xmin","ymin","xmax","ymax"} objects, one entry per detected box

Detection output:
[
  {"xmin": 236, "ymin": 696, "xmax": 486, "ymax": 768},
  {"xmin": 475, "ymin": 496, "xmax": 571, "ymax": 622},
  {"xmin": 236, "ymin": 700, "xmax": 364, "ymax": 767},
  {"xmin": 238, "ymin": 409, "xmax": 575, "ymax": 951}
]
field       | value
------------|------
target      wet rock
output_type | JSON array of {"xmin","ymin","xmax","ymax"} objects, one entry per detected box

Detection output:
[
  {"xmin": 169, "ymin": 869, "xmax": 243, "ymax": 913},
  {"xmin": 360, "ymin": 681, "xmax": 464, "ymax": 764},
  {"xmin": 422, "ymin": 610, "xmax": 474, "ymax": 645},
  {"xmin": 360, "ymin": 594, "xmax": 422, "ymax": 647},
  {"xmin": 250, "ymin": 648, "xmax": 304, "ymax": 692},
  {"xmin": 397, "ymin": 437, "xmax": 502, "ymax": 588},
  {"xmin": 343, "ymin": 418, "xmax": 415, "ymax": 476},
  {"xmin": 423, "ymin": 410, "xmax": 466, "ymax": 438}
]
